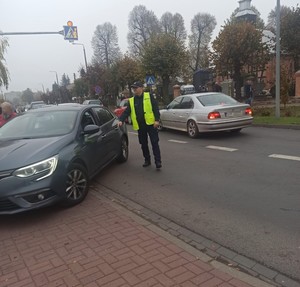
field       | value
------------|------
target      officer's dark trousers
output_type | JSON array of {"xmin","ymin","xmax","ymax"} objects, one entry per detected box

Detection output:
[{"xmin": 137, "ymin": 125, "xmax": 161, "ymax": 164}]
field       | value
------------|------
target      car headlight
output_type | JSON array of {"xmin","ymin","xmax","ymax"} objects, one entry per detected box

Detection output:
[{"xmin": 14, "ymin": 155, "xmax": 58, "ymax": 181}]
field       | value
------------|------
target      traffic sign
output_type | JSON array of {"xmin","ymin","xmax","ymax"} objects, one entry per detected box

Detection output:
[
  {"xmin": 146, "ymin": 75, "xmax": 155, "ymax": 86},
  {"xmin": 95, "ymin": 85, "xmax": 102, "ymax": 95},
  {"xmin": 63, "ymin": 25, "xmax": 78, "ymax": 41}
]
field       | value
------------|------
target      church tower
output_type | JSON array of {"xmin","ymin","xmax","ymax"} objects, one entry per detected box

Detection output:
[{"xmin": 235, "ymin": 0, "xmax": 257, "ymax": 23}]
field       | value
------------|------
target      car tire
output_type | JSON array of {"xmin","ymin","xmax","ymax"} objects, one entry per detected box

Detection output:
[
  {"xmin": 61, "ymin": 163, "xmax": 89, "ymax": 207},
  {"xmin": 187, "ymin": 120, "xmax": 199, "ymax": 138},
  {"xmin": 116, "ymin": 136, "xmax": 128, "ymax": 163}
]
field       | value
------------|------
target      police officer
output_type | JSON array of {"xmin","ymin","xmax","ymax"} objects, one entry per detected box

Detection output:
[{"xmin": 118, "ymin": 81, "xmax": 162, "ymax": 169}]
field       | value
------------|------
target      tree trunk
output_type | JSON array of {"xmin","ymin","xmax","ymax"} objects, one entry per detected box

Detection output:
[
  {"xmin": 162, "ymin": 76, "xmax": 171, "ymax": 105},
  {"xmin": 233, "ymin": 65, "xmax": 243, "ymax": 100}
]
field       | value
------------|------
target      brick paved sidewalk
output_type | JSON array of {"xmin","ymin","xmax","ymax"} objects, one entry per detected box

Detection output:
[{"xmin": 0, "ymin": 192, "xmax": 274, "ymax": 287}]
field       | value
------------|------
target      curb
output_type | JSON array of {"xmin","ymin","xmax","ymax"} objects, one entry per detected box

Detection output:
[{"xmin": 253, "ymin": 124, "xmax": 300, "ymax": 130}]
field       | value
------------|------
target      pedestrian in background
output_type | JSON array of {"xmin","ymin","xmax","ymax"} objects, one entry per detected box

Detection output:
[
  {"xmin": 0, "ymin": 102, "xmax": 17, "ymax": 127},
  {"xmin": 244, "ymin": 80, "xmax": 253, "ymax": 105},
  {"xmin": 118, "ymin": 81, "xmax": 162, "ymax": 169}
]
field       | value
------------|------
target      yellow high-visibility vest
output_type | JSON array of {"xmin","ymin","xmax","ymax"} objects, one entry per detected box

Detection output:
[{"xmin": 129, "ymin": 92, "xmax": 155, "ymax": 130}]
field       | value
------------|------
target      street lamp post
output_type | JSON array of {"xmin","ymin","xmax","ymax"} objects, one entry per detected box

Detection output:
[
  {"xmin": 275, "ymin": 0, "xmax": 281, "ymax": 118},
  {"xmin": 72, "ymin": 43, "xmax": 88, "ymax": 73}
]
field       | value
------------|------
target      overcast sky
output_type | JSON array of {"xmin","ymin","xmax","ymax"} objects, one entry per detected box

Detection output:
[{"xmin": 1, "ymin": 0, "xmax": 299, "ymax": 94}]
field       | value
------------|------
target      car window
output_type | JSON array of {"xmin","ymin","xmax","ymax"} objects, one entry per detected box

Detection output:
[
  {"xmin": 167, "ymin": 97, "xmax": 182, "ymax": 109},
  {"xmin": 197, "ymin": 93, "xmax": 238, "ymax": 106},
  {"xmin": 93, "ymin": 107, "xmax": 114, "ymax": 126},
  {"xmin": 180, "ymin": 97, "xmax": 194, "ymax": 109},
  {"xmin": 81, "ymin": 110, "xmax": 96, "ymax": 129}
]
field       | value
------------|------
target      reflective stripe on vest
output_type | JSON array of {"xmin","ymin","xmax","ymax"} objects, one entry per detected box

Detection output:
[{"xmin": 129, "ymin": 92, "xmax": 155, "ymax": 130}]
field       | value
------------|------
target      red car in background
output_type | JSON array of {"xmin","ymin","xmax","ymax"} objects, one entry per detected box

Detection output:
[{"xmin": 113, "ymin": 98, "xmax": 132, "ymax": 124}]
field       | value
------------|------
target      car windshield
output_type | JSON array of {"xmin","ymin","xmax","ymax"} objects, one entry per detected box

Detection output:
[
  {"xmin": 197, "ymin": 93, "xmax": 238, "ymax": 106},
  {"xmin": 0, "ymin": 110, "xmax": 77, "ymax": 139}
]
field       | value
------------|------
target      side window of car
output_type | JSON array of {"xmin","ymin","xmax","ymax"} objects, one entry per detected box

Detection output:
[
  {"xmin": 168, "ymin": 98, "xmax": 182, "ymax": 109},
  {"xmin": 93, "ymin": 107, "xmax": 114, "ymax": 126},
  {"xmin": 81, "ymin": 110, "xmax": 96, "ymax": 129},
  {"xmin": 180, "ymin": 97, "xmax": 194, "ymax": 109}
]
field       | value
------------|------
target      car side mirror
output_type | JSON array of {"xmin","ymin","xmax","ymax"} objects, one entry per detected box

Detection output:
[{"xmin": 83, "ymin": 124, "xmax": 100, "ymax": 134}]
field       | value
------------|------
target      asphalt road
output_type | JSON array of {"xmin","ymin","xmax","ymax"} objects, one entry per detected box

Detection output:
[{"xmin": 95, "ymin": 125, "xmax": 300, "ymax": 281}]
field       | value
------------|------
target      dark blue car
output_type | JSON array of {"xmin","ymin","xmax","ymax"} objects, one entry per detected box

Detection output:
[{"xmin": 0, "ymin": 104, "xmax": 128, "ymax": 214}]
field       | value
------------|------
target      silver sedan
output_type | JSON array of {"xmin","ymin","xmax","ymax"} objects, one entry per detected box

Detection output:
[{"xmin": 158, "ymin": 93, "xmax": 253, "ymax": 138}]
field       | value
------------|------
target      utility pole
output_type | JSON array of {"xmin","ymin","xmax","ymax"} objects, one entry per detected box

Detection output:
[
  {"xmin": 72, "ymin": 43, "xmax": 88, "ymax": 73},
  {"xmin": 50, "ymin": 71, "xmax": 59, "ymax": 85},
  {"xmin": 275, "ymin": 0, "xmax": 281, "ymax": 118}
]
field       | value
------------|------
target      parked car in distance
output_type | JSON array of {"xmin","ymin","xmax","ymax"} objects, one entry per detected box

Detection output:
[
  {"xmin": 158, "ymin": 92, "xmax": 253, "ymax": 138},
  {"xmin": 82, "ymin": 99, "xmax": 104, "ymax": 106},
  {"xmin": 180, "ymin": 84, "xmax": 195, "ymax": 95},
  {"xmin": 113, "ymin": 98, "xmax": 132, "ymax": 124},
  {"xmin": 0, "ymin": 104, "xmax": 128, "ymax": 214},
  {"xmin": 26, "ymin": 101, "xmax": 46, "ymax": 111}
]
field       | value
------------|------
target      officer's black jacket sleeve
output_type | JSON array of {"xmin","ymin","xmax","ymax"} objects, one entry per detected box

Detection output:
[{"xmin": 118, "ymin": 101, "xmax": 131, "ymax": 122}]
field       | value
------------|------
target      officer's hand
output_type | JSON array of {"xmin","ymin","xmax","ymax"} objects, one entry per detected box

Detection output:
[
  {"xmin": 118, "ymin": 121, "xmax": 123, "ymax": 127},
  {"xmin": 153, "ymin": 121, "xmax": 159, "ymax": 128}
]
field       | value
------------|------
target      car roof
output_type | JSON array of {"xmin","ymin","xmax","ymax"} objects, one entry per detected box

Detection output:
[
  {"xmin": 179, "ymin": 92, "xmax": 225, "ymax": 98},
  {"xmin": 30, "ymin": 101, "xmax": 45, "ymax": 105},
  {"xmin": 25, "ymin": 103, "xmax": 102, "ymax": 113}
]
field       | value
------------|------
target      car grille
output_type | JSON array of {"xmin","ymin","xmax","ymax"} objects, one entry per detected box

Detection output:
[{"xmin": 0, "ymin": 199, "xmax": 20, "ymax": 212}]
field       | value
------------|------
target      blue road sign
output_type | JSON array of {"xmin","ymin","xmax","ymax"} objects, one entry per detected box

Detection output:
[
  {"xmin": 95, "ymin": 85, "xmax": 102, "ymax": 95},
  {"xmin": 63, "ymin": 26, "xmax": 78, "ymax": 40},
  {"xmin": 146, "ymin": 75, "xmax": 155, "ymax": 86}
]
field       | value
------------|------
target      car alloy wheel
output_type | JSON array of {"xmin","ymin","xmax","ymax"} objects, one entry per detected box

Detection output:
[
  {"xmin": 63, "ymin": 163, "xmax": 89, "ymax": 206},
  {"xmin": 187, "ymin": 120, "xmax": 199, "ymax": 138},
  {"xmin": 116, "ymin": 136, "xmax": 128, "ymax": 163}
]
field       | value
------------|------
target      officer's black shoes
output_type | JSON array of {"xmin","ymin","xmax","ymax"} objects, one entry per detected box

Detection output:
[
  {"xmin": 155, "ymin": 161, "xmax": 162, "ymax": 169},
  {"xmin": 142, "ymin": 161, "xmax": 151, "ymax": 167}
]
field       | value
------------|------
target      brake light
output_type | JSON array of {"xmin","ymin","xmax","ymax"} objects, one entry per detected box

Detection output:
[
  {"xmin": 208, "ymin": 111, "xmax": 221, "ymax": 119},
  {"xmin": 245, "ymin": 107, "xmax": 252, "ymax": 115}
]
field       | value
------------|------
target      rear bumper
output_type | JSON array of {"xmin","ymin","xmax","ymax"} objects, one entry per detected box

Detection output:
[{"xmin": 197, "ymin": 118, "xmax": 253, "ymax": 132}]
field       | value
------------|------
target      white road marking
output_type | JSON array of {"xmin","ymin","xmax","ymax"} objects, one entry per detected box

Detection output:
[
  {"xmin": 269, "ymin": 154, "xmax": 300, "ymax": 162},
  {"xmin": 206, "ymin": 145, "xmax": 238, "ymax": 152},
  {"xmin": 168, "ymin": 139, "xmax": 188, "ymax": 144},
  {"xmin": 129, "ymin": 131, "xmax": 138, "ymax": 135}
]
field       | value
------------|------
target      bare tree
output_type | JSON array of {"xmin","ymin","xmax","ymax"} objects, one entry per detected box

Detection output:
[
  {"xmin": 127, "ymin": 5, "xmax": 161, "ymax": 56},
  {"xmin": 160, "ymin": 12, "xmax": 187, "ymax": 43},
  {"xmin": 266, "ymin": 5, "xmax": 291, "ymax": 32},
  {"xmin": 0, "ymin": 36, "xmax": 9, "ymax": 89},
  {"xmin": 188, "ymin": 13, "xmax": 217, "ymax": 72},
  {"xmin": 92, "ymin": 22, "xmax": 122, "ymax": 68}
]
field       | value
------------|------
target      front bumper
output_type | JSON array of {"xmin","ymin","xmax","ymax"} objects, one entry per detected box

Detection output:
[{"xmin": 0, "ymin": 170, "xmax": 65, "ymax": 215}]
